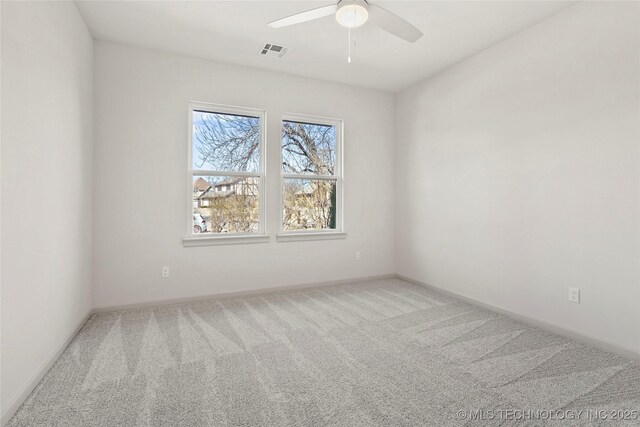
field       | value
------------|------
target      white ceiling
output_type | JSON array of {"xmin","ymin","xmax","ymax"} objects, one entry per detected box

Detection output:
[{"xmin": 76, "ymin": 1, "xmax": 574, "ymax": 93}]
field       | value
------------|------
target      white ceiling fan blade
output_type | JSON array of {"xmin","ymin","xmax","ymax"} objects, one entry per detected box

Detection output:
[
  {"xmin": 368, "ymin": 4, "xmax": 423, "ymax": 43},
  {"xmin": 268, "ymin": 4, "xmax": 338, "ymax": 28}
]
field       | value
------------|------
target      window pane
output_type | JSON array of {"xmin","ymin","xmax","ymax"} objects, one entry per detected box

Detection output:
[
  {"xmin": 193, "ymin": 110, "xmax": 260, "ymax": 172},
  {"xmin": 282, "ymin": 179, "xmax": 336, "ymax": 231},
  {"xmin": 193, "ymin": 176, "xmax": 260, "ymax": 234},
  {"xmin": 281, "ymin": 120, "xmax": 336, "ymax": 175}
]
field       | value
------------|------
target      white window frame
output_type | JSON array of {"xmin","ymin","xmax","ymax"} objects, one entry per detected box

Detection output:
[
  {"xmin": 278, "ymin": 113, "xmax": 346, "ymax": 242},
  {"xmin": 184, "ymin": 102, "xmax": 269, "ymax": 247}
]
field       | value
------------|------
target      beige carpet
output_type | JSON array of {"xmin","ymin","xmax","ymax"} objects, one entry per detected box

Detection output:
[{"xmin": 8, "ymin": 278, "xmax": 640, "ymax": 426}]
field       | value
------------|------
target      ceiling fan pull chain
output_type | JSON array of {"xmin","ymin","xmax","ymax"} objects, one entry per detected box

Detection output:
[{"xmin": 348, "ymin": 26, "xmax": 352, "ymax": 63}]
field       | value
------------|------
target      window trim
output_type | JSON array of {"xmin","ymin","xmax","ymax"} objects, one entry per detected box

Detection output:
[
  {"xmin": 278, "ymin": 113, "xmax": 344, "ymax": 238},
  {"xmin": 185, "ymin": 102, "xmax": 268, "ymax": 245}
]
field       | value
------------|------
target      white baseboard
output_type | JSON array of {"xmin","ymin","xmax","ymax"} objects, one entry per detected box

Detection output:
[
  {"xmin": 1, "ymin": 309, "xmax": 92, "ymax": 426},
  {"xmin": 92, "ymin": 273, "xmax": 397, "ymax": 313},
  {"xmin": 397, "ymin": 274, "xmax": 640, "ymax": 362}
]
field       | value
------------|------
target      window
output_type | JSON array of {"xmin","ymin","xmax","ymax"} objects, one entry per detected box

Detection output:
[
  {"xmin": 280, "ymin": 115, "xmax": 343, "ymax": 234},
  {"xmin": 187, "ymin": 103, "xmax": 266, "ymax": 241}
]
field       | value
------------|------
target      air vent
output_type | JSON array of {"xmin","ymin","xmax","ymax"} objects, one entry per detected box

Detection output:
[{"xmin": 260, "ymin": 43, "xmax": 289, "ymax": 58}]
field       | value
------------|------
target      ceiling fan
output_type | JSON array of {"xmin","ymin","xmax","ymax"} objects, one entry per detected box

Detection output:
[{"xmin": 268, "ymin": 0, "xmax": 423, "ymax": 43}]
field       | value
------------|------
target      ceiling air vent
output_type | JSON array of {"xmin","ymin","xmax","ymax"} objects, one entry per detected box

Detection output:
[{"xmin": 260, "ymin": 43, "xmax": 288, "ymax": 58}]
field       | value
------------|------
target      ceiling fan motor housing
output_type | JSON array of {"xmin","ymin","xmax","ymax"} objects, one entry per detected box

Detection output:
[{"xmin": 336, "ymin": 0, "xmax": 369, "ymax": 28}]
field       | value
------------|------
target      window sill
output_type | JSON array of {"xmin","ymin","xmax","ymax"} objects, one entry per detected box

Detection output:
[
  {"xmin": 276, "ymin": 231, "xmax": 347, "ymax": 242},
  {"xmin": 182, "ymin": 234, "xmax": 270, "ymax": 247}
]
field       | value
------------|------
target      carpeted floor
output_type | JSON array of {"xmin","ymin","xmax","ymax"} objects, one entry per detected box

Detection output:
[{"xmin": 8, "ymin": 278, "xmax": 640, "ymax": 426}]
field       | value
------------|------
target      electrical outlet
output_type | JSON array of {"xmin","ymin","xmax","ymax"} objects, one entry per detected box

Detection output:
[
  {"xmin": 355, "ymin": 251, "xmax": 360, "ymax": 262},
  {"xmin": 568, "ymin": 287, "xmax": 580, "ymax": 303},
  {"xmin": 161, "ymin": 266, "xmax": 170, "ymax": 278}
]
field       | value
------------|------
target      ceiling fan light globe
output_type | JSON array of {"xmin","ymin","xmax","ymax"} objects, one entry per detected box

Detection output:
[{"xmin": 336, "ymin": 3, "xmax": 368, "ymax": 28}]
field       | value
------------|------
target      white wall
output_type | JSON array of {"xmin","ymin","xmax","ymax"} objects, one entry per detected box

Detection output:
[
  {"xmin": 1, "ymin": 0, "xmax": 93, "ymax": 418},
  {"xmin": 92, "ymin": 41, "xmax": 396, "ymax": 308},
  {"xmin": 396, "ymin": 2, "xmax": 640, "ymax": 353}
]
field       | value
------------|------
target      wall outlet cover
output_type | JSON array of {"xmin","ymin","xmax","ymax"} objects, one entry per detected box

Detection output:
[{"xmin": 568, "ymin": 287, "xmax": 580, "ymax": 303}]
